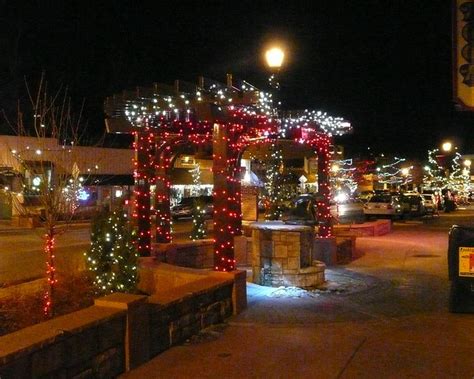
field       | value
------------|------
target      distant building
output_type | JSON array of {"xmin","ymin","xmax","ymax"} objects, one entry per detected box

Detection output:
[{"xmin": 0, "ymin": 135, "xmax": 134, "ymax": 219}]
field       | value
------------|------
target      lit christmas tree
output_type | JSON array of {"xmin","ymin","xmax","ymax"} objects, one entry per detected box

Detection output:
[
  {"xmin": 264, "ymin": 142, "xmax": 285, "ymax": 220},
  {"xmin": 424, "ymin": 148, "xmax": 471, "ymax": 198},
  {"xmin": 330, "ymin": 159, "xmax": 357, "ymax": 200},
  {"xmin": 190, "ymin": 164, "xmax": 207, "ymax": 240},
  {"xmin": 376, "ymin": 156, "xmax": 411, "ymax": 191},
  {"xmin": 85, "ymin": 206, "xmax": 139, "ymax": 295}
]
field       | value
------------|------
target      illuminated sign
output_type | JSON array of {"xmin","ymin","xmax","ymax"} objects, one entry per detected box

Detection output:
[{"xmin": 459, "ymin": 247, "xmax": 474, "ymax": 277}]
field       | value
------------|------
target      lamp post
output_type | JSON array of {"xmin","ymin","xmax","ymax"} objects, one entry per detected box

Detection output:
[
  {"xmin": 265, "ymin": 47, "xmax": 285, "ymax": 89},
  {"xmin": 434, "ymin": 141, "xmax": 455, "ymax": 181},
  {"xmin": 442, "ymin": 141, "xmax": 453, "ymax": 153},
  {"xmin": 263, "ymin": 46, "xmax": 286, "ymax": 220},
  {"xmin": 265, "ymin": 46, "xmax": 285, "ymax": 112},
  {"xmin": 401, "ymin": 167, "xmax": 410, "ymax": 192},
  {"xmin": 436, "ymin": 141, "xmax": 458, "ymax": 211}
]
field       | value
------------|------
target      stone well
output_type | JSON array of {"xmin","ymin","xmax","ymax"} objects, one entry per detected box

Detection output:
[{"xmin": 250, "ymin": 222, "xmax": 325, "ymax": 288}]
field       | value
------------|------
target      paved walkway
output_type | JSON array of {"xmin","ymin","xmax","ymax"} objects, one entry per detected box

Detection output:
[{"xmin": 122, "ymin": 220, "xmax": 474, "ymax": 378}]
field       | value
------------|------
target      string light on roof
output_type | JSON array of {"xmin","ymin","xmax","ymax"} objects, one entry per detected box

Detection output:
[
  {"xmin": 280, "ymin": 109, "xmax": 352, "ymax": 137},
  {"xmin": 107, "ymin": 76, "xmax": 350, "ymax": 260}
]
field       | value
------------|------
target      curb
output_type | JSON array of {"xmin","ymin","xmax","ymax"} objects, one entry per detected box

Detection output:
[{"xmin": 0, "ymin": 223, "xmax": 91, "ymax": 235}]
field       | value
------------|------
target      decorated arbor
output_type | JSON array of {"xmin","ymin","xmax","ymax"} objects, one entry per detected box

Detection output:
[{"xmin": 104, "ymin": 77, "xmax": 351, "ymax": 271}]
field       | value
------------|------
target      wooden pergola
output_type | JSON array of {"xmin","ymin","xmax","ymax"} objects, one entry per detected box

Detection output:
[{"xmin": 104, "ymin": 76, "xmax": 350, "ymax": 271}]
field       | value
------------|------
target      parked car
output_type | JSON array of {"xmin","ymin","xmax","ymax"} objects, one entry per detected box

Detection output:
[
  {"xmin": 281, "ymin": 193, "xmax": 330, "ymax": 225},
  {"xmin": 363, "ymin": 194, "xmax": 404, "ymax": 219},
  {"xmin": 357, "ymin": 190, "xmax": 375, "ymax": 202},
  {"xmin": 400, "ymin": 193, "xmax": 426, "ymax": 217},
  {"xmin": 171, "ymin": 196, "xmax": 213, "ymax": 219},
  {"xmin": 281, "ymin": 194, "xmax": 318, "ymax": 225},
  {"xmin": 421, "ymin": 193, "xmax": 437, "ymax": 214}
]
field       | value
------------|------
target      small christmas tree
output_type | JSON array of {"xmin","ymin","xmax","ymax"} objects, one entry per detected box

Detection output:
[
  {"xmin": 189, "ymin": 164, "xmax": 207, "ymax": 240},
  {"xmin": 190, "ymin": 197, "xmax": 208, "ymax": 240},
  {"xmin": 85, "ymin": 206, "xmax": 139, "ymax": 295},
  {"xmin": 265, "ymin": 142, "xmax": 285, "ymax": 220}
]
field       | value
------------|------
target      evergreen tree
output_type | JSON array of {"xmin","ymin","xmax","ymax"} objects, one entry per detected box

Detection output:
[
  {"xmin": 189, "ymin": 164, "xmax": 207, "ymax": 240},
  {"xmin": 85, "ymin": 206, "xmax": 139, "ymax": 295},
  {"xmin": 265, "ymin": 142, "xmax": 285, "ymax": 220},
  {"xmin": 190, "ymin": 197, "xmax": 208, "ymax": 240}
]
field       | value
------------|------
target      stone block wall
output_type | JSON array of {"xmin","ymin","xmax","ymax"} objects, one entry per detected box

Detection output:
[
  {"xmin": 153, "ymin": 236, "xmax": 254, "ymax": 269},
  {"xmin": 0, "ymin": 306, "xmax": 126, "ymax": 378},
  {"xmin": 335, "ymin": 235, "xmax": 357, "ymax": 264},
  {"xmin": 0, "ymin": 265, "xmax": 244, "ymax": 377},
  {"xmin": 234, "ymin": 235, "xmax": 252, "ymax": 266},
  {"xmin": 154, "ymin": 240, "xmax": 214, "ymax": 268},
  {"xmin": 147, "ymin": 278, "xmax": 233, "ymax": 356},
  {"xmin": 333, "ymin": 220, "xmax": 391, "ymax": 237},
  {"xmin": 251, "ymin": 224, "xmax": 325, "ymax": 288}
]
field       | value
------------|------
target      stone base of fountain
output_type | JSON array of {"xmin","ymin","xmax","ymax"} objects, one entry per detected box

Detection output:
[{"xmin": 250, "ymin": 222, "xmax": 325, "ymax": 288}]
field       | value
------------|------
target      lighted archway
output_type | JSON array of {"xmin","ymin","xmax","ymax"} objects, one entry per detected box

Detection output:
[{"xmin": 105, "ymin": 77, "xmax": 351, "ymax": 271}]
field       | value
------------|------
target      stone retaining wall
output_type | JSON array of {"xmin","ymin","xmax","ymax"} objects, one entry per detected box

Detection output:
[
  {"xmin": 153, "ymin": 230, "xmax": 359, "ymax": 271},
  {"xmin": 335, "ymin": 235, "xmax": 358, "ymax": 264},
  {"xmin": 154, "ymin": 239, "xmax": 214, "ymax": 268},
  {"xmin": 0, "ymin": 265, "xmax": 245, "ymax": 378},
  {"xmin": 0, "ymin": 306, "xmax": 127, "ymax": 378},
  {"xmin": 333, "ymin": 219, "xmax": 391, "ymax": 237},
  {"xmin": 147, "ymin": 278, "xmax": 233, "ymax": 356},
  {"xmin": 251, "ymin": 224, "xmax": 326, "ymax": 288}
]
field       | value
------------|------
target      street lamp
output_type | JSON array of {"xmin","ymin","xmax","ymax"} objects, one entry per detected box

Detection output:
[
  {"xmin": 263, "ymin": 45, "xmax": 286, "ymax": 220},
  {"xmin": 442, "ymin": 141, "xmax": 453, "ymax": 152},
  {"xmin": 265, "ymin": 46, "xmax": 285, "ymax": 91},
  {"xmin": 401, "ymin": 167, "xmax": 410, "ymax": 176},
  {"xmin": 401, "ymin": 167, "xmax": 410, "ymax": 192},
  {"xmin": 265, "ymin": 47, "xmax": 285, "ymax": 69}
]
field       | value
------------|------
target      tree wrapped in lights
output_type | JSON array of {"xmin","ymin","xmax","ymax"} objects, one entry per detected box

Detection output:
[
  {"xmin": 424, "ymin": 149, "xmax": 465, "ymax": 192},
  {"xmin": 86, "ymin": 206, "xmax": 139, "ymax": 295},
  {"xmin": 375, "ymin": 156, "xmax": 411, "ymax": 191},
  {"xmin": 330, "ymin": 159, "xmax": 357, "ymax": 200},
  {"xmin": 5, "ymin": 74, "xmax": 88, "ymax": 317},
  {"xmin": 189, "ymin": 164, "xmax": 207, "ymax": 240},
  {"xmin": 264, "ymin": 142, "xmax": 285, "ymax": 220}
]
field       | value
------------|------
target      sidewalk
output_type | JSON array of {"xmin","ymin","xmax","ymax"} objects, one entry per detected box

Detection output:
[{"xmin": 121, "ymin": 222, "xmax": 474, "ymax": 378}]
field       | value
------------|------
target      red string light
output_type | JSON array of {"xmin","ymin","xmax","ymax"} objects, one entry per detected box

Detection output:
[
  {"xmin": 43, "ymin": 233, "xmax": 56, "ymax": 317},
  {"xmin": 132, "ymin": 106, "xmax": 333, "ymax": 267}
]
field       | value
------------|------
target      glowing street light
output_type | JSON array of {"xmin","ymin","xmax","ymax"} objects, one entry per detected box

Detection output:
[
  {"xmin": 401, "ymin": 167, "xmax": 410, "ymax": 176},
  {"xmin": 264, "ymin": 45, "xmax": 286, "ymax": 106},
  {"xmin": 442, "ymin": 141, "xmax": 452, "ymax": 152},
  {"xmin": 265, "ymin": 47, "xmax": 285, "ymax": 69},
  {"xmin": 464, "ymin": 159, "xmax": 471, "ymax": 167}
]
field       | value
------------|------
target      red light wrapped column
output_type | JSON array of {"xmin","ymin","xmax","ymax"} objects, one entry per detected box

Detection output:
[
  {"xmin": 213, "ymin": 122, "xmax": 236, "ymax": 271},
  {"xmin": 43, "ymin": 229, "xmax": 57, "ymax": 317},
  {"xmin": 133, "ymin": 129, "xmax": 154, "ymax": 256},
  {"xmin": 230, "ymin": 161, "xmax": 243, "ymax": 236},
  {"xmin": 155, "ymin": 162, "xmax": 172, "ymax": 243},
  {"xmin": 316, "ymin": 145, "xmax": 332, "ymax": 237}
]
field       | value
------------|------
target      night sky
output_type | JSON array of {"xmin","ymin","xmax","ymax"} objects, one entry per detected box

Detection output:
[{"xmin": 1, "ymin": 1, "xmax": 472, "ymax": 160}]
